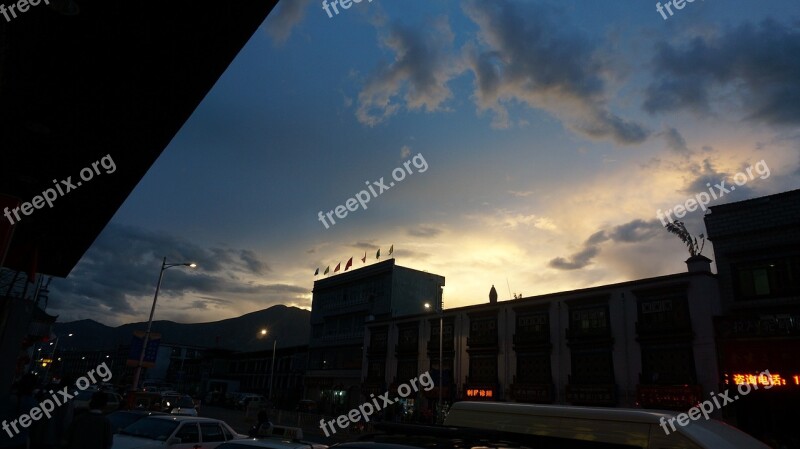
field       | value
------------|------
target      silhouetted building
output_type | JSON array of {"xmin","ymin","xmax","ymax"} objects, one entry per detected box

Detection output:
[
  {"xmin": 306, "ymin": 259, "xmax": 444, "ymax": 414},
  {"xmin": 365, "ymin": 259, "xmax": 720, "ymax": 417},
  {"xmin": 707, "ymin": 189, "xmax": 800, "ymax": 445}
]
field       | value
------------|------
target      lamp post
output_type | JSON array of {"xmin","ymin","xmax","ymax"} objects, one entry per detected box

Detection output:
[
  {"xmin": 43, "ymin": 333, "xmax": 72, "ymax": 383},
  {"xmin": 131, "ymin": 257, "xmax": 196, "ymax": 391},
  {"xmin": 424, "ymin": 301, "xmax": 443, "ymax": 422},
  {"xmin": 260, "ymin": 329, "xmax": 277, "ymax": 404}
]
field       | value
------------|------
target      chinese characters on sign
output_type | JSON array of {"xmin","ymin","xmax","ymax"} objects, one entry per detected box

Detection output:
[
  {"xmin": 726, "ymin": 372, "xmax": 799, "ymax": 387},
  {"xmin": 466, "ymin": 389, "xmax": 494, "ymax": 398}
]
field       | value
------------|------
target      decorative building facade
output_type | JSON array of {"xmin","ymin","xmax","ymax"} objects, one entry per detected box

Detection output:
[{"xmin": 364, "ymin": 261, "xmax": 721, "ymax": 417}]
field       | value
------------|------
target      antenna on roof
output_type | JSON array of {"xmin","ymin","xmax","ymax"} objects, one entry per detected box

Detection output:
[{"xmin": 506, "ymin": 278, "xmax": 513, "ymax": 300}]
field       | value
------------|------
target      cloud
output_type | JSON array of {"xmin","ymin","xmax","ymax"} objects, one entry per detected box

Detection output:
[
  {"xmin": 474, "ymin": 210, "xmax": 558, "ymax": 231},
  {"xmin": 659, "ymin": 126, "xmax": 690, "ymax": 154},
  {"xmin": 461, "ymin": 0, "xmax": 648, "ymax": 144},
  {"xmin": 47, "ymin": 223, "xmax": 305, "ymax": 325},
  {"xmin": 407, "ymin": 225, "xmax": 442, "ymax": 238},
  {"xmin": 357, "ymin": 17, "xmax": 461, "ymax": 126},
  {"xmin": 549, "ymin": 219, "xmax": 664, "ymax": 270},
  {"xmin": 644, "ymin": 19, "xmax": 800, "ymax": 126},
  {"xmin": 400, "ymin": 145, "xmax": 412, "ymax": 158},
  {"xmin": 351, "ymin": 241, "xmax": 379, "ymax": 250},
  {"xmin": 264, "ymin": 0, "xmax": 313, "ymax": 44},
  {"xmin": 508, "ymin": 190, "xmax": 535, "ymax": 197},
  {"xmin": 239, "ymin": 249, "xmax": 268, "ymax": 274},
  {"xmin": 548, "ymin": 246, "xmax": 599, "ymax": 270}
]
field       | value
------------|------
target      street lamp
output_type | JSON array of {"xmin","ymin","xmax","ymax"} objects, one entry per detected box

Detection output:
[
  {"xmin": 259, "ymin": 329, "xmax": 277, "ymax": 403},
  {"xmin": 424, "ymin": 301, "xmax": 443, "ymax": 422},
  {"xmin": 43, "ymin": 333, "xmax": 73, "ymax": 382},
  {"xmin": 131, "ymin": 257, "xmax": 196, "ymax": 391}
]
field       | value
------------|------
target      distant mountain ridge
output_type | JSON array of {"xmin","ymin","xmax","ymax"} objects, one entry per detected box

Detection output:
[{"xmin": 52, "ymin": 305, "xmax": 310, "ymax": 352}]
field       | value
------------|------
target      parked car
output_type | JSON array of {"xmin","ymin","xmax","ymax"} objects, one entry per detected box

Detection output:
[
  {"xmin": 444, "ymin": 401, "xmax": 771, "ymax": 449},
  {"xmin": 108, "ymin": 410, "xmax": 167, "ymax": 434},
  {"xmin": 218, "ymin": 438, "xmax": 327, "ymax": 449},
  {"xmin": 237, "ymin": 394, "xmax": 267, "ymax": 410},
  {"xmin": 127, "ymin": 391, "xmax": 164, "ymax": 411},
  {"xmin": 295, "ymin": 399, "xmax": 316, "ymax": 413},
  {"xmin": 166, "ymin": 395, "xmax": 199, "ymax": 417},
  {"xmin": 112, "ymin": 415, "xmax": 246, "ymax": 449},
  {"xmin": 74, "ymin": 389, "xmax": 122, "ymax": 414}
]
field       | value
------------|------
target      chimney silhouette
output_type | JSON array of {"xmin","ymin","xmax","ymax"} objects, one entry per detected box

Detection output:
[{"xmin": 489, "ymin": 285, "xmax": 498, "ymax": 304}]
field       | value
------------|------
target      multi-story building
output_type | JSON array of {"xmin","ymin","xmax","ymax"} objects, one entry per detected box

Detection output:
[
  {"xmin": 365, "ymin": 258, "xmax": 720, "ymax": 419},
  {"xmin": 206, "ymin": 345, "xmax": 307, "ymax": 408},
  {"xmin": 706, "ymin": 189, "xmax": 800, "ymax": 444},
  {"xmin": 306, "ymin": 259, "xmax": 445, "ymax": 414}
]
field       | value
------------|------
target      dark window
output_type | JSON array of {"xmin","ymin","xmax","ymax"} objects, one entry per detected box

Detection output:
[
  {"xmin": 640, "ymin": 344, "xmax": 696, "ymax": 384},
  {"xmin": 570, "ymin": 349, "xmax": 614, "ymax": 384},
  {"xmin": 200, "ymin": 423, "xmax": 225, "ymax": 442},
  {"xmin": 516, "ymin": 354, "xmax": 551, "ymax": 383},
  {"xmin": 469, "ymin": 355, "xmax": 497, "ymax": 383},
  {"xmin": 517, "ymin": 312, "xmax": 548, "ymax": 334},
  {"xmin": 733, "ymin": 256, "xmax": 800, "ymax": 300},
  {"xmin": 175, "ymin": 423, "xmax": 200, "ymax": 443}
]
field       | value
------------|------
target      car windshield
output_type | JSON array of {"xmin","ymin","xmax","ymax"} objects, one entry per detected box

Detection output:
[
  {"xmin": 108, "ymin": 412, "xmax": 145, "ymax": 433},
  {"xmin": 119, "ymin": 417, "xmax": 179, "ymax": 440},
  {"xmin": 75, "ymin": 390, "xmax": 95, "ymax": 401},
  {"xmin": 176, "ymin": 397, "xmax": 195, "ymax": 408}
]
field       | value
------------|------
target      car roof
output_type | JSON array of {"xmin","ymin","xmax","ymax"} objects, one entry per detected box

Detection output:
[
  {"xmin": 333, "ymin": 443, "xmax": 423, "ymax": 449},
  {"xmin": 146, "ymin": 415, "xmax": 224, "ymax": 422},
  {"xmin": 219, "ymin": 438, "xmax": 316, "ymax": 449}
]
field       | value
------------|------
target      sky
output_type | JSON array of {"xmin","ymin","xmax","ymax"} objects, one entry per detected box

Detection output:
[{"xmin": 48, "ymin": 0, "xmax": 800, "ymax": 326}]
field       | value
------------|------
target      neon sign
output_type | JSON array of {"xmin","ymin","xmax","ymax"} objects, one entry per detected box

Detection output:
[
  {"xmin": 466, "ymin": 389, "xmax": 493, "ymax": 398},
  {"xmin": 725, "ymin": 372, "xmax": 799, "ymax": 387}
]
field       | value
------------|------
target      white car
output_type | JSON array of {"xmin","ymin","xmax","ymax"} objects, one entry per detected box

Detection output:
[
  {"xmin": 165, "ymin": 395, "xmax": 199, "ymax": 417},
  {"xmin": 112, "ymin": 415, "xmax": 247, "ymax": 449}
]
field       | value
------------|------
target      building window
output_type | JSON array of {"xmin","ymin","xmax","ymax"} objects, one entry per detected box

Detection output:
[
  {"xmin": 733, "ymin": 256, "xmax": 800, "ymax": 300},
  {"xmin": 637, "ymin": 294, "xmax": 691, "ymax": 331},
  {"xmin": 568, "ymin": 303, "xmax": 611, "ymax": 339},
  {"xmin": 516, "ymin": 354, "xmax": 551, "ymax": 383},
  {"xmin": 517, "ymin": 313, "xmax": 548, "ymax": 334},
  {"xmin": 570, "ymin": 349, "xmax": 614, "ymax": 384},
  {"xmin": 469, "ymin": 355, "xmax": 497, "ymax": 383},
  {"xmin": 640, "ymin": 345, "xmax": 696, "ymax": 385}
]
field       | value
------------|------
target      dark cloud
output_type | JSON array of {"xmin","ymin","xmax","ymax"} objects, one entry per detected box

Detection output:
[
  {"xmin": 47, "ymin": 223, "xmax": 304, "ymax": 325},
  {"xmin": 407, "ymin": 225, "xmax": 442, "ymax": 238},
  {"xmin": 240, "ymin": 249, "xmax": 268, "ymax": 274},
  {"xmin": 549, "ymin": 219, "xmax": 664, "ymax": 270},
  {"xmin": 264, "ymin": 0, "xmax": 313, "ymax": 44},
  {"xmin": 462, "ymin": 0, "xmax": 649, "ymax": 144},
  {"xmin": 644, "ymin": 19, "xmax": 800, "ymax": 126},
  {"xmin": 548, "ymin": 246, "xmax": 599, "ymax": 270},
  {"xmin": 659, "ymin": 127, "xmax": 690, "ymax": 154},
  {"xmin": 357, "ymin": 17, "xmax": 460, "ymax": 125}
]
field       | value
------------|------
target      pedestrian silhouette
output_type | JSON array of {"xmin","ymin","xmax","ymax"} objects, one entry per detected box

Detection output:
[{"xmin": 66, "ymin": 392, "xmax": 112, "ymax": 449}]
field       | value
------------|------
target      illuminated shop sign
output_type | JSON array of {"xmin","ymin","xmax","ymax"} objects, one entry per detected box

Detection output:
[
  {"xmin": 725, "ymin": 372, "xmax": 799, "ymax": 387},
  {"xmin": 466, "ymin": 388, "xmax": 494, "ymax": 398}
]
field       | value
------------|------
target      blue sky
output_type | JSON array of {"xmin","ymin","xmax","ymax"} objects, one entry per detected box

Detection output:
[{"xmin": 50, "ymin": 0, "xmax": 800, "ymax": 325}]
